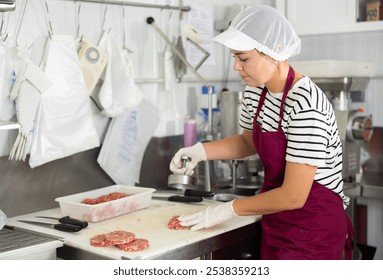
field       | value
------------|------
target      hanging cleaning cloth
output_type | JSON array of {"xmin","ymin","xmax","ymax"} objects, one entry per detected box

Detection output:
[
  {"xmin": 29, "ymin": 34, "xmax": 100, "ymax": 168},
  {"xmin": 97, "ymin": 30, "xmax": 142, "ymax": 117}
]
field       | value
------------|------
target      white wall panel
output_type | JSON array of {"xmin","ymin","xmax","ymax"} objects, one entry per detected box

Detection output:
[{"xmin": 291, "ymin": 31, "xmax": 383, "ymax": 127}]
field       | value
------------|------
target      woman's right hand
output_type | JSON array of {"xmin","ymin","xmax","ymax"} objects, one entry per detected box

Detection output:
[{"xmin": 169, "ymin": 142, "xmax": 207, "ymax": 176}]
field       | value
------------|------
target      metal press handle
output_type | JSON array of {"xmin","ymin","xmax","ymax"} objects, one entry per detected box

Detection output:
[{"xmin": 181, "ymin": 156, "xmax": 191, "ymax": 169}]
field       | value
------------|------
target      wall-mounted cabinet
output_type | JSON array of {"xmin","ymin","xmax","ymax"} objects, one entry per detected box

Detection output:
[{"xmin": 278, "ymin": 0, "xmax": 383, "ymax": 35}]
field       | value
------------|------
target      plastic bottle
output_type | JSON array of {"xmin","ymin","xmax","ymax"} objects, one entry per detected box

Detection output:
[
  {"xmin": 197, "ymin": 85, "xmax": 220, "ymax": 141},
  {"xmin": 200, "ymin": 85, "xmax": 217, "ymax": 110},
  {"xmin": 184, "ymin": 118, "xmax": 197, "ymax": 147}
]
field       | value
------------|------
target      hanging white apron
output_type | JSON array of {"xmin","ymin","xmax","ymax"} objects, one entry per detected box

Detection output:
[{"xmin": 29, "ymin": 34, "xmax": 100, "ymax": 168}]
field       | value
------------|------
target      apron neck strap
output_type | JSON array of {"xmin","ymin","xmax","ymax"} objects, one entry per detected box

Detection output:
[
  {"xmin": 255, "ymin": 66, "xmax": 295, "ymax": 127},
  {"xmin": 278, "ymin": 66, "xmax": 295, "ymax": 126}
]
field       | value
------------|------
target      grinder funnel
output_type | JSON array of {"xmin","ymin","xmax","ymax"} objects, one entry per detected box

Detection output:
[{"xmin": 168, "ymin": 156, "xmax": 197, "ymax": 189}]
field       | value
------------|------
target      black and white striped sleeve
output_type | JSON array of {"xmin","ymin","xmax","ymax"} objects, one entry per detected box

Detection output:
[
  {"xmin": 239, "ymin": 87, "xmax": 262, "ymax": 131},
  {"xmin": 285, "ymin": 87, "xmax": 333, "ymax": 167}
]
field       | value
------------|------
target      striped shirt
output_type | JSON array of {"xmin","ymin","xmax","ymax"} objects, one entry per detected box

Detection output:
[{"xmin": 239, "ymin": 76, "xmax": 349, "ymax": 208}]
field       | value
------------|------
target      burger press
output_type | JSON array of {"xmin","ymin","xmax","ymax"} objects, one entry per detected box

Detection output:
[{"xmin": 168, "ymin": 156, "xmax": 197, "ymax": 190}]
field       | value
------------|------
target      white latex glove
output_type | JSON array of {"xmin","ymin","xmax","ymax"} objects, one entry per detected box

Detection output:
[
  {"xmin": 169, "ymin": 142, "xmax": 207, "ymax": 176},
  {"xmin": 179, "ymin": 200, "xmax": 237, "ymax": 231}
]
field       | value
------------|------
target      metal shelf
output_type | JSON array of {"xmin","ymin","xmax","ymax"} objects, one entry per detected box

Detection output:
[
  {"xmin": 52, "ymin": 0, "xmax": 191, "ymax": 12},
  {"xmin": 0, "ymin": 121, "xmax": 20, "ymax": 131}
]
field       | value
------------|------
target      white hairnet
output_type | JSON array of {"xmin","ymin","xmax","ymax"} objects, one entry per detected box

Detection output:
[{"xmin": 213, "ymin": 5, "xmax": 301, "ymax": 61}]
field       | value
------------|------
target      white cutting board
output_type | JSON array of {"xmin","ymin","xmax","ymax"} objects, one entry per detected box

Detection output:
[{"xmin": 7, "ymin": 199, "xmax": 261, "ymax": 260}]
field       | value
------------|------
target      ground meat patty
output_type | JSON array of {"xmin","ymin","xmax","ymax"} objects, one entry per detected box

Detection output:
[
  {"xmin": 117, "ymin": 238, "xmax": 149, "ymax": 252},
  {"xmin": 167, "ymin": 215, "xmax": 186, "ymax": 230},
  {"xmin": 90, "ymin": 230, "xmax": 149, "ymax": 252},
  {"xmin": 90, "ymin": 234, "xmax": 113, "ymax": 247},
  {"xmin": 90, "ymin": 230, "xmax": 135, "ymax": 247},
  {"xmin": 104, "ymin": 230, "xmax": 136, "ymax": 246}
]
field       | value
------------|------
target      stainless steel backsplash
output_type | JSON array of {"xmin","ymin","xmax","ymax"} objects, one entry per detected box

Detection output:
[
  {"xmin": 0, "ymin": 136, "xmax": 184, "ymax": 218},
  {"xmin": 0, "ymin": 148, "xmax": 114, "ymax": 217}
]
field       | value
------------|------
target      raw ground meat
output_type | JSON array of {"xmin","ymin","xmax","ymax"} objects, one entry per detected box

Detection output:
[
  {"xmin": 90, "ymin": 234, "xmax": 113, "ymax": 247},
  {"xmin": 95, "ymin": 192, "xmax": 128, "ymax": 203},
  {"xmin": 81, "ymin": 198, "xmax": 96, "ymax": 204},
  {"xmin": 90, "ymin": 230, "xmax": 149, "ymax": 252},
  {"xmin": 104, "ymin": 230, "xmax": 136, "ymax": 246},
  {"xmin": 81, "ymin": 192, "xmax": 129, "ymax": 205},
  {"xmin": 117, "ymin": 238, "xmax": 149, "ymax": 252},
  {"xmin": 168, "ymin": 215, "xmax": 186, "ymax": 230},
  {"xmin": 90, "ymin": 230, "xmax": 135, "ymax": 247}
]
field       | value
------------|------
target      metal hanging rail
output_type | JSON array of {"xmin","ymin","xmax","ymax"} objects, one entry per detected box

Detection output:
[{"xmin": 52, "ymin": 0, "xmax": 191, "ymax": 12}]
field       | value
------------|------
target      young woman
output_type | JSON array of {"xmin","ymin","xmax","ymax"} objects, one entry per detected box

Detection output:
[{"xmin": 169, "ymin": 5, "xmax": 353, "ymax": 260}]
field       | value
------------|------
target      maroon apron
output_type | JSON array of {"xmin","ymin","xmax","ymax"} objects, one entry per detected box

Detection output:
[{"xmin": 253, "ymin": 66, "xmax": 353, "ymax": 260}]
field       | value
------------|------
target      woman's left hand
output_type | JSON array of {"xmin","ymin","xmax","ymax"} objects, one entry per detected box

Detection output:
[{"xmin": 179, "ymin": 200, "xmax": 237, "ymax": 231}]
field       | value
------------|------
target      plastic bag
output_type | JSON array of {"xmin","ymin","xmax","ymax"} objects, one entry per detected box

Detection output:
[
  {"xmin": 9, "ymin": 59, "xmax": 52, "ymax": 161},
  {"xmin": 97, "ymin": 100, "xmax": 159, "ymax": 185},
  {"xmin": 97, "ymin": 30, "xmax": 142, "ymax": 117},
  {"xmin": 153, "ymin": 49, "xmax": 183, "ymax": 137}
]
